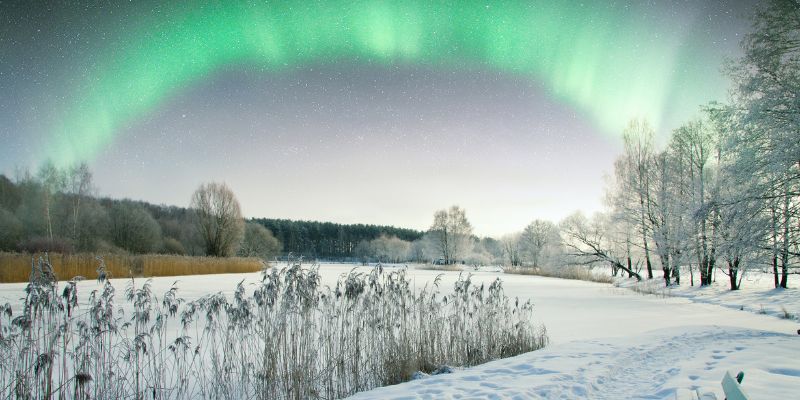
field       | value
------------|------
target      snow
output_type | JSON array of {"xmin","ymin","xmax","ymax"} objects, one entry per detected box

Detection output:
[
  {"xmin": 348, "ymin": 326, "xmax": 799, "ymax": 399},
  {"xmin": 1, "ymin": 263, "xmax": 798, "ymax": 399},
  {"xmin": 615, "ymin": 272, "xmax": 800, "ymax": 322}
]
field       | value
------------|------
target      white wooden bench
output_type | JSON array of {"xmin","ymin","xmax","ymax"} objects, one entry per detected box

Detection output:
[{"xmin": 721, "ymin": 371, "xmax": 750, "ymax": 400}]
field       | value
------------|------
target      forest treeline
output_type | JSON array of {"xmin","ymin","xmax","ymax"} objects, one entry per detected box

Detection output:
[
  {"xmin": 252, "ymin": 218, "xmax": 422, "ymax": 260},
  {"xmin": 0, "ymin": 168, "xmax": 426, "ymax": 261}
]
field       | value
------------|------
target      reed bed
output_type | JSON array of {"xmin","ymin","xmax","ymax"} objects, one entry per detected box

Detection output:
[
  {"xmin": 0, "ymin": 255, "xmax": 548, "ymax": 399},
  {"xmin": 416, "ymin": 263, "xmax": 467, "ymax": 272},
  {"xmin": 0, "ymin": 252, "xmax": 262, "ymax": 283},
  {"xmin": 504, "ymin": 265, "xmax": 615, "ymax": 284}
]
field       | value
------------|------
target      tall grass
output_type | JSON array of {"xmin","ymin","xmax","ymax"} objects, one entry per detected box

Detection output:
[
  {"xmin": 416, "ymin": 263, "xmax": 466, "ymax": 272},
  {"xmin": 0, "ymin": 252, "xmax": 263, "ymax": 283},
  {"xmin": 0, "ymin": 255, "xmax": 548, "ymax": 399},
  {"xmin": 504, "ymin": 265, "xmax": 615, "ymax": 284},
  {"xmin": 616, "ymin": 279, "xmax": 673, "ymax": 298}
]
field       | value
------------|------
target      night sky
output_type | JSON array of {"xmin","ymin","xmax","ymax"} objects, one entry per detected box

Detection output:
[{"xmin": 0, "ymin": 1, "xmax": 756, "ymax": 236}]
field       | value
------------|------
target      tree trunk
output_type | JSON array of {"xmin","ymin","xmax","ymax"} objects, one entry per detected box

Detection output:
[
  {"xmin": 728, "ymin": 258, "xmax": 739, "ymax": 291},
  {"xmin": 627, "ymin": 256, "xmax": 634, "ymax": 279},
  {"xmin": 614, "ymin": 261, "xmax": 642, "ymax": 281},
  {"xmin": 710, "ymin": 246, "xmax": 716, "ymax": 284},
  {"xmin": 639, "ymin": 193, "xmax": 653, "ymax": 280},
  {"xmin": 771, "ymin": 205, "xmax": 780, "ymax": 288},
  {"xmin": 700, "ymin": 255, "xmax": 709, "ymax": 286},
  {"xmin": 643, "ymin": 238, "xmax": 653, "ymax": 280},
  {"xmin": 780, "ymin": 187, "xmax": 790, "ymax": 289},
  {"xmin": 44, "ymin": 191, "xmax": 54, "ymax": 241},
  {"xmin": 780, "ymin": 251, "xmax": 789, "ymax": 289}
]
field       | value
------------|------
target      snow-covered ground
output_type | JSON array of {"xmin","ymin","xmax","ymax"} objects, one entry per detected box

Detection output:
[
  {"xmin": 345, "ymin": 267, "xmax": 799, "ymax": 399},
  {"xmin": 1, "ymin": 263, "xmax": 797, "ymax": 399},
  {"xmin": 615, "ymin": 271, "xmax": 800, "ymax": 322},
  {"xmin": 349, "ymin": 325, "xmax": 798, "ymax": 399}
]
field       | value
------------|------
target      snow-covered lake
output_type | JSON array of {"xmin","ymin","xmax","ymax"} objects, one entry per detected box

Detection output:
[{"xmin": 1, "ymin": 263, "xmax": 797, "ymax": 399}]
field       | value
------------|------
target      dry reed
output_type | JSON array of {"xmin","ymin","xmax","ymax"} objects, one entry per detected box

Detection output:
[
  {"xmin": 0, "ymin": 256, "xmax": 548, "ymax": 399},
  {"xmin": 0, "ymin": 252, "xmax": 262, "ymax": 283},
  {"xmin": 504, "ymin": 265, "xmax": 615, "ymax": 284},
  {"xmin": 416, "ymin": 263, "xmax": 467, "ymax": 272}
]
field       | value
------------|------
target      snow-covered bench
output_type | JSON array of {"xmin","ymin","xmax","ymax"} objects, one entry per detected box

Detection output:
[
  {"xmin": 721, "ymin": 371, "xmax": 750, "ymax": 400},
  {"xmin": 675, "ymin": 371, "xmax": 750, "ymax": 400}
]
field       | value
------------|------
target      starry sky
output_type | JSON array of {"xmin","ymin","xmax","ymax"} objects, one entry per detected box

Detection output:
[{"xmin": 0, "ymin": 1, "xmax": 756, "ymax": 236}]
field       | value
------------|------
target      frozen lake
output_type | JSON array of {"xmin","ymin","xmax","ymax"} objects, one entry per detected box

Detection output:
[{"xmin": 1, "ymin": 263, "xmax": 797, "ymax": 399}]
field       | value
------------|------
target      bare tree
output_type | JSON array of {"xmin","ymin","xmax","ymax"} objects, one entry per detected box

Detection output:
[
  {"xmin": 500, "ymin": 233, "xmax": 522, "ymax": 267},
  {"xmin": 607, "ymin": 158, "xmax": 642, "ymax": 279},
  {"xmin": 622, "ymin": 119, "xmax": 656, "ymax": 279},
  {"xmin": 368, "ymin": 234, "xmax": 411, "ymax": 263},
  {"xmin": 36, "ymin": 161, "xmax": 65, "ymax": 241},
  {"xmin": 429, "ymin": 205, "xmax": 472, "ymax": 265},
  {"xmin": 520, "ymin": 219, "xmax": 558, "ymax": 268},
  {"xmin": 560, "ymin": 212, "xmax": 642, "ymax": 281},
  {"xmin": 65, "ymin": 163, "xmax": 93, "ymax": 242},
  {"xmin": 190, "ymin": 182, "xmax": 245, "ymax": 257}
]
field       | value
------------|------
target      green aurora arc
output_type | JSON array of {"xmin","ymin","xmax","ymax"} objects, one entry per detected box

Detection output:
[{"xmin": 49, "ymin": 1, "xmax": 724, "ymax": 166}]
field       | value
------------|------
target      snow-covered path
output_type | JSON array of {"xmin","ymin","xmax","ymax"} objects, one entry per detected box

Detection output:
[
  {"xmin": 342, "ymin": 267, "xmax": 800, "ymax": 399},
  {"xmin": 348, "ymin": 326, "xmax": 798, "ymax": 399}
]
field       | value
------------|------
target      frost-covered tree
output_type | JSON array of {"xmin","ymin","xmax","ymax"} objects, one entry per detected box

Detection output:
[
  {"xmin": 36, "ymin": 161, "xmax": 65, "ymax": 241},
  {"xmin": 500, "ymin": 233, "xmax": 522, "ymax": 267},
  {"xmin": 429, "ymin": 205, "xmax": 472, "ymax": 264},
  {"xmin": 520, "ymin": 219, "xmax": 558, "ymax": 268},
  {"xmin": 725, "ymin": 0, "xmax": 800, "ymax": 288},
  {"xmin": 621, "ymin": 119, "xmax": 657, "ymax": 279},
  {"xmin": 65, "ymin": 162, "xmax": 93, "ymax": 242},
  {"xmin": 560, "ymin": 212, "xmax": 642, "ymax": 281}
]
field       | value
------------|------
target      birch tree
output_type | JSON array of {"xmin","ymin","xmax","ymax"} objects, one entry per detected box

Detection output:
[{"xmin": 622, "ymin": 119, "xmax": 657, "ymax": 279}]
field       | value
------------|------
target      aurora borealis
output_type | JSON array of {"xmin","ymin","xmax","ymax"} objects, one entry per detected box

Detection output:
[{"xmin": 1, "ymin": 1, "xmax": 756, "ymax": 235}]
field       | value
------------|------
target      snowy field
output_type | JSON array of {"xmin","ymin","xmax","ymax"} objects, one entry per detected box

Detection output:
[{"xmin": 1, "ymin": 263, "xmax": 798, "ymax": 399}]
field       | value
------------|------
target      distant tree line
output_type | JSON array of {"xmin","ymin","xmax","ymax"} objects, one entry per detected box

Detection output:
[
  {"xmin": 0, "ymin": 165, "xmax": 429, "ymax": 263},
  {"xmin": 252, "ymin": 218, "xmax": 423, "ymax": 260},
  {"xmin": 0, "ymin": 167, "xmax": 283, "ymax": 259}
]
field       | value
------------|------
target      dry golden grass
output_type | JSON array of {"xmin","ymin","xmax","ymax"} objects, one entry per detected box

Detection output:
[
  {"xmin": 416, "ymin": 263, "xmax": 466, "ymax": 272},
  {"xmin": 0, "ymin": 252, "xmax": 263, "ymax": 283},
  {"xmin": 504, "ymin": 265, "xmax": 614, "ymax": 284}
]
